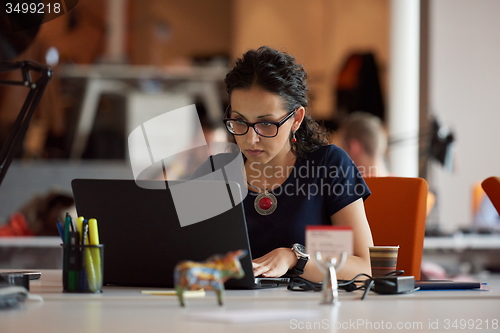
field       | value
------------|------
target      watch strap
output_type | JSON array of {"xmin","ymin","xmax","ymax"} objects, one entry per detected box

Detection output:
[{"xmin": 287, "ymin": 257, "xmax": 308, "ymax": 277}]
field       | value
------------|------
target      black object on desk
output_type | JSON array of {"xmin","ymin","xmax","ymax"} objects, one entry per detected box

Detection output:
[
  {"xmin": 1, "ymin": 271, "xmax": 41, "ymax": 280},
  {"xmin": 0, "ymin": 273, "xmax": 30, "ymax": 291},
  {"xmin": 370, "ymin": 276, "xmax": 416, "ymax": 295}
]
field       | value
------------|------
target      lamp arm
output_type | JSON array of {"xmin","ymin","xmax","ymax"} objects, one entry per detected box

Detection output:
[{"xmin": 0, "ymin": 60, "xmax": 52, "ymax": 188}]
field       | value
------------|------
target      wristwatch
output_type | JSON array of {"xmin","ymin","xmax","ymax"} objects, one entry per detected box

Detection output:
[{"xmin": 287, "ymin": 243, "xmax": 310, "ymax": 277}]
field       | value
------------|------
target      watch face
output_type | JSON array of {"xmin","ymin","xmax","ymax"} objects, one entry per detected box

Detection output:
[{"xmin": 294, "ymin": 243, "xmax": 307, "ymax": 256}]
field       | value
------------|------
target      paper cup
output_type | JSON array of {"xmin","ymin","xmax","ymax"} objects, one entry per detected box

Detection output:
[{"xmin": 369, "ymin": 246, "xmax": 399, "ymax": 277}]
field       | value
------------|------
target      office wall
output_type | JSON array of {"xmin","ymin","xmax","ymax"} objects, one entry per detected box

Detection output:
[
  {"xmin": 128, "ymin": 0, "xmax": 232, "ymax": 65},
  {"xmin": 232, "ymin": 0, "xmax": 389, "ymax": 118},
  {"xmin": 429, "ymin": 0, "xmax": 500, "ymax": 231}
]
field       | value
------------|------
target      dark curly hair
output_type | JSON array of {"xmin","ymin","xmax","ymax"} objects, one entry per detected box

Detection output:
[{"xmin": 224, "ymin": 46, "xmax": 328, "ymax": 158}]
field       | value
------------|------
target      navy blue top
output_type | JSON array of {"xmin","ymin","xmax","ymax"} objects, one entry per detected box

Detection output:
[
  {"xmin": 243, "ymin": 145, "xmax": 370, "ymax": 258},
  {"xmin": 192, "ymin": 145, "xmax": 370, "ymax": 259}
]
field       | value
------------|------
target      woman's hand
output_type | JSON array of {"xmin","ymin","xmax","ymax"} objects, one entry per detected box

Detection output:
[{"xmin": 252, "ymin": 247, "xmax": 297, "ymax": 277}]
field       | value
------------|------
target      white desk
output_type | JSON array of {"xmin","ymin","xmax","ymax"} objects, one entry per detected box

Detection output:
[
  {"xmin": 0, "ymin": 238, "xmax": 62, "ymax": 269},
  {"xmin": 0, "ymin": 237, "xmax": 61, "ymax": 248},
  {"xmin": 424, "ymin": 234, "xmax": 500, "ymax": 274},
  {"xmin": 2, "ymin": 270, "xmax": 500, "ymax": 333},
  {"xmin": 424, "ymin": 234, "xmax": 500, "ymax": 250}
]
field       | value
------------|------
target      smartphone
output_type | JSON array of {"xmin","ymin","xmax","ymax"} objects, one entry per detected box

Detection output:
[{"xmin": 254, "ymin": 277, "xmax": 290, "ymax": 285}]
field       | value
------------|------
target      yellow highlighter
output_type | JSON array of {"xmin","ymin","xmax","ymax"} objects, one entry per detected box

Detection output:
[
  {"xmin": 82, "ymin": 221, "xmax": 97, "ymax": 292},
  {"xmin": 76, "ymin": 217, "xmax": 84, "ymax": 242},
  {"xmin": 88, "ymin": 218, "xmax": 102, "ymax": 290}
]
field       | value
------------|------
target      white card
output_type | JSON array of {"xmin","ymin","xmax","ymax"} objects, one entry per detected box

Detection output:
[{"xmin": 306, "ymin": 226, "xmax": 353, "ymax": 258}]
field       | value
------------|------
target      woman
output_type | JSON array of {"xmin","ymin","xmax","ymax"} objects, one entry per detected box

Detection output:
[{"xmin": 221, "ymin": 46, "xmax": 373, "ymax": 282}]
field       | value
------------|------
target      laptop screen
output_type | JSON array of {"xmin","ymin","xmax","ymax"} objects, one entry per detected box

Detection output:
[{"xmin": 71, "ymin": 179, "xmax": 256, "ymax": 289}]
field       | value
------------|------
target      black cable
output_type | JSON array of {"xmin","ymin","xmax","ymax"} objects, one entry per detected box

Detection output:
[
  {"xmin": 288, "ymin": 270, "xmax": 407, "ymax": 301},
  {"xmin": 287, "ymin": 277, "xmax": 322, "ymax": 292},
  {"xmin": 385, "ymin": 270, "xmax": 404, "ymax": 276},
  {"xmin": 361, "ymin": 279, "xmax": 375, "ymax": 300}
]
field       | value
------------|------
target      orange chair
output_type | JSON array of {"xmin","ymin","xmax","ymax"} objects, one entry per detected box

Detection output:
[
  {"xmin": 364, "ymin": 177, "xmax": 428, "ymax": 280},
  {"xmin": 481, "ymin": 177, "xmax": 500, "ymax": 215}
]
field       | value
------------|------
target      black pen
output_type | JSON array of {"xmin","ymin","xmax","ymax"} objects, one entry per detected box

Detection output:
[{"xmin": 68, "ymin": 231, "xmax": 80, "ymax": 291}]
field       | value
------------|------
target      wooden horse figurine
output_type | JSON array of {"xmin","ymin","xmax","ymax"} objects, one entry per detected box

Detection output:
[{"xmin": 174, "ymin": 249, "xmax": 247, "ymax": 306}]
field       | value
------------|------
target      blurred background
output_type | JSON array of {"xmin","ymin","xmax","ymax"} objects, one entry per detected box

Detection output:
[{"xmin": 1, "ymin": 0, "xmax": 499, "ymax": 274}]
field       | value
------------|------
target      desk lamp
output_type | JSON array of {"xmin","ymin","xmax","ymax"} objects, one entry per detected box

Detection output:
[{"xmin": 0, "ymin": 12, "xmax": 52, "ymax": 187}]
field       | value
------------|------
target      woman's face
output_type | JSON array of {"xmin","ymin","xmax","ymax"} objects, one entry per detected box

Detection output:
[{"xmin": 229, "ymin": 87, "xmax": 303, "ymax": 166}]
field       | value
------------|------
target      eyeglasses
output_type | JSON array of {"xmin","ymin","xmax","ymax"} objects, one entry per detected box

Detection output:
[{"xmin": 223, "ymin": 106, "xmax": 296, "ymax": 138}]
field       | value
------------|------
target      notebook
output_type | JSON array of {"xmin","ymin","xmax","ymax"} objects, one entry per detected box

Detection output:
[
  {"xmin": 415, "ymin": 280, "xmax": 484, "ymax": 290},
  {"xmin": 71, "ymin": 179, "xmax": 285, "ymax": 289}
]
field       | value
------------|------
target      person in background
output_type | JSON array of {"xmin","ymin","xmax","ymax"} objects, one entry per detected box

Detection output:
[
  {"xmin": 334, "ymin": 111, "xmax": 390, "ymax": 177},
  {"xmin": 334, "ymin": 111, "xmax": 436, "ymax": 216},
  {"xmin": 0, "ymin": 191, "xmax": 74, "ymax": 236}
]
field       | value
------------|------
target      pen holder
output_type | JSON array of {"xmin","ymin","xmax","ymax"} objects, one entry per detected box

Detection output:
[{"xmin": 61, "ymin": 244, "xmax": 104, "ymax": 293}]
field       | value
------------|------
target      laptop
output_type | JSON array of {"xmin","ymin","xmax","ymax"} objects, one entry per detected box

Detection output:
[{"xmin": 71, "ymin": 179, "xmax": 287, "ymax": 289}]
